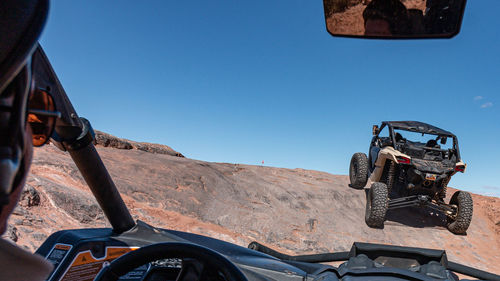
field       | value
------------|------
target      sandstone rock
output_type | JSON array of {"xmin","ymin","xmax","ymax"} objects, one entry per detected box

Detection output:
[
  {"xmin": 20, "ymin": 185, "xmax": 41, "ymax": 207},
  {"xmin": 94, "ymin": 130, "xmax": 184, "ymax": 157},
  {"xmin": 43, "ymin": 184, "xmax": 103, "ymax": 224},
  {"xmin": 3, "ymin": 225, "xmax": 18, "ymax": 242},
  {"xmin": 94, "ymin": 131, "xmax": 133, "ymax": 149},
  {"xmin": 7, "ymin": 134, "xmax": 499, "ymax": 276}
]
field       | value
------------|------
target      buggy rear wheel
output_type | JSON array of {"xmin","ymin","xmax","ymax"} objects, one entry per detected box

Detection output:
[
  {"xmin": 349, "ymin": 152, "xmax": 369, "ymax": 189},
  {"xmin": 447, "ymin": 191, "xmax": 473, "ymax": 235},
  {"xmin": 365, "ymin": 182, "xmax": 388, "ymax": 228}
]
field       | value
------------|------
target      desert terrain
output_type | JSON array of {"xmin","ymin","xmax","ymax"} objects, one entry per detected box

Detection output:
[{"xmin": 3, "ymin": 131, "xmax": 499, "ymax": 275}]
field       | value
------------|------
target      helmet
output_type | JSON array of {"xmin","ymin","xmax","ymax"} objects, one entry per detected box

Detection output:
[{"xmin": 0, "ymin": 0, "xmax": 49, "ymax": 233}]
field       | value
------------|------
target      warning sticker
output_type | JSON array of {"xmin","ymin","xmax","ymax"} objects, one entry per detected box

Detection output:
[
  {"xmin": 58, "ymin": 246, "xmax": 139, "ymax": 281},
  {"xmin": 45, "ymin": 243, "xmax": 73, "ymax": 280}
]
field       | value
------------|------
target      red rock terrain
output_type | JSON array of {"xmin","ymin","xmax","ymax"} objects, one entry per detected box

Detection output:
[{"xmin": 3, "ymin": 132, "xmax": 499, "ymax": 276}]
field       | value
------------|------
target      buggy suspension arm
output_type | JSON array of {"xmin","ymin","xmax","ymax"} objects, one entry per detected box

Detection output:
[
  {"xmin": 388, "ymin": 195, "xmax": 429, "ymax": 209},
  {"xmin": 388, "ymin": 195, "xmax": 456, "ymax": 214}
]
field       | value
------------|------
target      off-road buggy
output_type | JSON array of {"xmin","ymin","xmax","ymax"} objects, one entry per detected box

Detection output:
[{"xmin": 349, "ymin": 121, "xmax": 473, "ymax": 234}]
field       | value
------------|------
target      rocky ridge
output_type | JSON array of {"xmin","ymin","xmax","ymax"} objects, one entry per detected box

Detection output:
[
  {"xmin": 94, "ymin": 130, "xmax": 184, "ymax": 157},
  {"xmin": 3, "ymin": 132, "xmax": 500, "ymax": 276}
]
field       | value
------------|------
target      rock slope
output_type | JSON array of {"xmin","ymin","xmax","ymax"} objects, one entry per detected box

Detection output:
[{"xmin": 3, "ymin": 133, "xmax": 499, "ymax": 275}]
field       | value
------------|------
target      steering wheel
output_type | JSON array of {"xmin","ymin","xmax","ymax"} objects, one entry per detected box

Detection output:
[{"xmin": 93, "ymin": 242, "xmax": 248, "ymax": 281}]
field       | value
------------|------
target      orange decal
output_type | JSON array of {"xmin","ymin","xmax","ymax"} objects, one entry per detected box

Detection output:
[
  {"xmin": 59, "ymin": 247, "xmax": 138, "ymax": 281},
  {"xmin": 54, "ymin": 244, "xmax": 72, "ymax": 251}
]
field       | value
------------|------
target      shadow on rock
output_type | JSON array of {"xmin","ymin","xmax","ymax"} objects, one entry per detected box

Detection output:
[
  {"xmin": 363, "ymin": 186, "xmax": 449, "ymax": 229},
  {"xmin": 385, "ymin": 206, "xmax": 448, "ymax": 229}
]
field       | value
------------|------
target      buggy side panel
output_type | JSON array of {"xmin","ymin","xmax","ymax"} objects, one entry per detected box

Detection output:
[
  {"xmin": 369, "ymin": 146, "xmax": 380, "ymax": 170},
  {"xmin": 369, "ymin": 147, "xmax": 410, "ymax": 182}
]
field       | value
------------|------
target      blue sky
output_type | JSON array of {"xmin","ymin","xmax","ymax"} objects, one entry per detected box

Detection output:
[{"xmin": 40, "ymin": 1, "xmax": 499, "ymax": 197}]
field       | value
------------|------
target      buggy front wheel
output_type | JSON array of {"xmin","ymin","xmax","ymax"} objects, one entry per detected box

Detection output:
[
  {"xmin": 447, "ymin": 191, "xmax": 473, "ymax": 235},
  {"xmin": 365, "ymin": 182, "xmax": 388, "ymax": 228}
]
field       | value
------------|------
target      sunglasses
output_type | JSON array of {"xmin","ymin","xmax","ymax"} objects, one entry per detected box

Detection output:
[
  {"xmin": 26, "ymin": 89, "xmax": 61, "ymax": 146},
  {"xmin": 0, "ymin": 90, "xmax": 61, "ymax": 147}
]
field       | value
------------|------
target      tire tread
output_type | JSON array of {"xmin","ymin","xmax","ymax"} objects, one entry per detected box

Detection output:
[
  {"xmin": 365, "ymin": 182, "xmax": 388, "ymax": 228},
  {"xmin": 447, "ymin": 191, "xmax": 473, "ymax": 234},
  {"xmin": 349, "ymin": 152, "xmax": 369, "ymax": 189}
]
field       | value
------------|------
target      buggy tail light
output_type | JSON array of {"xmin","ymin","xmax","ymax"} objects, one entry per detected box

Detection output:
[
  {"xmin": 396, "ymin": 156, "xmax": 411, "ymax": 164},
  {"xmin": 455, "ymin": 165, "xmax": 465, "ymax": 173}
]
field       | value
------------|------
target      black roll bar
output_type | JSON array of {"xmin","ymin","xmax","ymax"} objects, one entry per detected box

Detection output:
[{"xmin": 31, "ymin": 46, "xmax": 135, "ymax": 234}]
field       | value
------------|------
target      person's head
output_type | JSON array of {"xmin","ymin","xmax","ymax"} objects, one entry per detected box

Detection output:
[
  {"xmin": 0, "ymin": 0, "xmax": 49, "ymax": 234},
  {"xmin": 364, "ymin": 18, "xmax": 392, "ymax": 36},
  {"xmin": 363, "ymin": 0, "xmax": 409, "ymax": 36},
  {"xmin": 0, "ymin": 67, "xmax": 34, "ymax": 234}
]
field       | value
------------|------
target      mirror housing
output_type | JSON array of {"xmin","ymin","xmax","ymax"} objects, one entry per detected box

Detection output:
[
  {"xmin": 323, "ymin": 0, "xmax": 467, "ymax": 39},
  {"xmin": 372, "ymin": 125, "xmax": 379, "ymax": 136},
  {"xmin": 440, "ymin": 137, "xmax": 447, "ymax": 145}
]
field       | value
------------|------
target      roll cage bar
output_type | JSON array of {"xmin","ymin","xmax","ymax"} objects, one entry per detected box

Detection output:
[{"xmin": 375, "ymin": 122, "xmax": 462, "ymax": 160}]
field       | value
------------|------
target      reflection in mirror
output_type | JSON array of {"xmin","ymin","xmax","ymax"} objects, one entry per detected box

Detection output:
[{"xmin": 323, "ymin": 0, "xmax": 466, "ymax": 38}]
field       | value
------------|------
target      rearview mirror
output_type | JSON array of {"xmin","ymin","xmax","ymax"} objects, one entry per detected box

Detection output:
[
  {"xmin": 372, "ymin": 125, "xmax": 379, "ymax": 135},
  {"xmin": 323, "ymin": 0, "xmax": 466, "ymax": 39},
  {"xmin": 440, "ymin": 137, "xmax": 447, "ymax": 145}
]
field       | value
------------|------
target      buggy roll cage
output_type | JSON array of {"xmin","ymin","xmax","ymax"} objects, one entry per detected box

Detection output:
[{"xmin": 375, "ymin": 121, "xmax": 462, "ymax": 161}]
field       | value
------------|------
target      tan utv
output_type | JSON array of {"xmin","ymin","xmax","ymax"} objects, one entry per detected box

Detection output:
[{"xmin": 349, "ymin": 121, "xmax": 472, "ymax": 234}]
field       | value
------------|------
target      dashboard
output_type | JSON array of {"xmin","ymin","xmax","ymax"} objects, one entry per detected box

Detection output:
[
  {"xmin": 36, "ymin": 221, "xmax": 310, "ymax": 281},
  {"xmin": 36, "ymin": 221, "xmax": 474, "ymax": 281}
]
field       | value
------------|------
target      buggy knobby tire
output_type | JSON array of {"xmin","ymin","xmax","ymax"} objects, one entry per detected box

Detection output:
[
  {"xmin": 349, "ymin": 152, "xmax": 369, "ymax": 189},
  {"xmin": 447, "ymin": 191, "xmax": 473, "ymax": 235},
  {"xmin": 365, "ymin": 182, "xmax": 388, "ymax": 228}
]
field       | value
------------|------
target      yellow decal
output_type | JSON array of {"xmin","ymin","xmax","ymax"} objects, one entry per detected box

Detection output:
[{"xmin": 59, "ymin": 246, "xmax": 138, "ymax": 281}]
